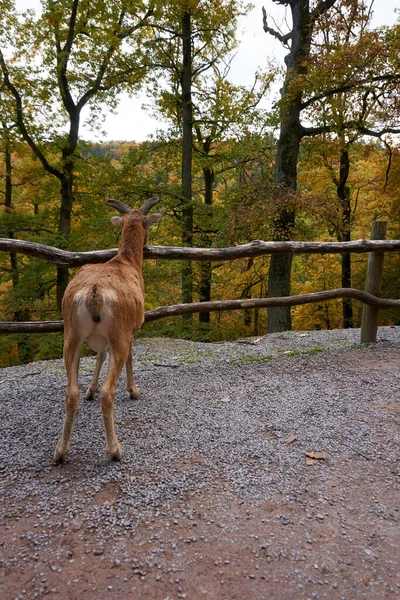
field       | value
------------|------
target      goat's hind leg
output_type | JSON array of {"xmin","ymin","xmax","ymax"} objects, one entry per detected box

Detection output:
[
  {"xmin": 85, "ymin": 349, "xmax": 107, "ymax": 400},
  {"xmin": 100, "ymin": 344, "xmax": 129, "ymax": 460},
  {"xmin": 54, "ymin": 335, "xmax": 82, "ymax": 463},
  {"xmin": 126, "ymin": 341, "xmax": 140, "ymax": 399}
]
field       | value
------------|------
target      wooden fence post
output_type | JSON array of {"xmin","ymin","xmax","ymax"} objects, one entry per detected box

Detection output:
[{"xmin": 360, "ymin": 221, "xmax": 388, "ymax": 343}]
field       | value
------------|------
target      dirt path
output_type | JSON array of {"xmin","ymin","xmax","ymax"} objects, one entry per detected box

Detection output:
[{"xmin": 1, "ymin": 329, "xmax": 399, "ymax": 599}]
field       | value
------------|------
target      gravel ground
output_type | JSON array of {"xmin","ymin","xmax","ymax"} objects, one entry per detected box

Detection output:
[{"xmin": 1, "ymin": 326, "xmax": 399, "ymax": 599}]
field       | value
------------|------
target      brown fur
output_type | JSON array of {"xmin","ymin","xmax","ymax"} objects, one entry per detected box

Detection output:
[
  {"xmin": 54, "ymin": 206, "xmax": 163, "ymax": 463},
  {"xmin": 87, "ymin": 283, "xmax": 102, "ymax": 323}
]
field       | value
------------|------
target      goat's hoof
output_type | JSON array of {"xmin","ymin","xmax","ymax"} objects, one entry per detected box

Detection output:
[
  {"xmin": 53, "ymin": 445, "xmax": 67, "ymax": 464},
  {"xmin": 128, "ymin": 386, "xmax": 140, "ymax": 400},
  {"xmin": 109, "ymin": 443, "xmax": 122, "ymax": 461},
  {"xmin": 85, "ymin": 389, "xmax": 96, "ymax": 401}
]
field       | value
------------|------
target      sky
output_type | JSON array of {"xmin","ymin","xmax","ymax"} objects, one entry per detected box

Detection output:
[{"xmin": 13, "ymin": 0, "xmax": 400, "ymax": 142}]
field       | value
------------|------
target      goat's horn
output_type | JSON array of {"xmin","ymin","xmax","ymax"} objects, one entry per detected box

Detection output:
[
  {"xmin": 105, "ymin": 199, "xmax": 132, "ymax": 214},
  {"xmin": 139, "ymin": 196, "xmax": 160, "ymax": 214}
]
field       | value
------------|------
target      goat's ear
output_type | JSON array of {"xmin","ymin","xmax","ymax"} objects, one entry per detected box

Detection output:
[
  {"xmin": 110, "ymin": 216, "xmax": 124, "ymax": 228},
  {"xmin": 145, "ymin": 213, "xmax": 164, "ymax": 226}
]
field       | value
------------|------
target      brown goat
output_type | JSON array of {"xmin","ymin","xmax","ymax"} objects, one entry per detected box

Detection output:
[{"xmin": 54, "ymin": 197, "xmax": 163, "ymax": 463}]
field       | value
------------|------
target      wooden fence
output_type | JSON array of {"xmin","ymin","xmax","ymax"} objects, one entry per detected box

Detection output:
[{"xmin": 1, "ymin": 221, "xmax": 400, "ymax": 343}]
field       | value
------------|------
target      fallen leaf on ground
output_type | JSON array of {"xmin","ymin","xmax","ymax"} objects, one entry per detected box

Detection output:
[
  {"xmin": 251, "ymin": 338, "xmax": 263, "ymax": 345},
  {"xmin": 284, "ymin": 433, "xmax": 297, "ymax": 444},
  {"xmin": 306, "ymin": 459, "xmax": 317, "ymax": 466},
  {"xmin": 305, "ymin": 452, "xmax": 326, "ymax": 460},
  {"xmin": 218, "ymin": 396, "xmax": 231, "ymax": 403}
]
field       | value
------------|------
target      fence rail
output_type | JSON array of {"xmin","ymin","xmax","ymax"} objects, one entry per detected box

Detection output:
[
  {"xmin": 1, "ymin": 288, "xmax": 399, "ymax": 335},
  {"xmin": 0, "ymin": 223, "xmax": 399, "ymax": 342},
  {"xmin": 2, "ymin": 237, "xmax": 400, "ymax": 266}
]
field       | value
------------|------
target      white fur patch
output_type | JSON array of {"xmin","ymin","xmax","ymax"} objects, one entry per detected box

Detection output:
[
  {"xmin": 87, "ymin": 333, "xmax": 108, "ymax": 353},
  {"xmin": 74, "ymin": 290, "xmax": 89, "ymax": 321},
  {"xmin": 102, "ymin": 289, "xmax": 118, "ymax": 302},
  {"xmin": 72, "ymin": 287, "xmax": 119, "ymax": 351}
]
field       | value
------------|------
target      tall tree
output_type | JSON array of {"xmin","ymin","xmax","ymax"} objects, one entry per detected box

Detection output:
[
  {"xmin": 0, "ymin": 0, "xmax": 155, "ymax": 308},
  {"xmin": 181, "ymin": 9, "xmax": 194, "ymax": 312},
  {"xmin": 148, "ymin": 0, "xmax": 246, "ymax": 314},
  {"xmin": 192, "ymin": 67, "xmax": 273, "ymax": 323},
  {"xmin": 302, "ymin": 2, "xmax": 400, "ymax": 326},
  {"xmin": 263, "ymin": 0, "xmax": 399, "ymax": 332},
  {"xmin": 0, "ymin": 79, "xmax": 36, "ymax": 361},
  {"xmin": 263, "ymin": 0, "xmax": 338, "ymax": 332}
]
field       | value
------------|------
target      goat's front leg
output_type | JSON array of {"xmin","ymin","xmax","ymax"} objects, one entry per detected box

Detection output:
[
  {"xmin": 100, "ymin": 346, "xmax": 128, "ymax": 460},
  {"xmin": 54, "ymin": 335, "xmax": 81, "ymax": 463},
  {"xmin": 85, "ymin": 349, "xmax": 107, "ymax": 400},
  {"xmin": 126, "ymin": 342, "xmax": 140, "ymax": 399}
]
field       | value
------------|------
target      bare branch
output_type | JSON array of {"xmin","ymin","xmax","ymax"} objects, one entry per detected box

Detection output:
[{"xmin": 262, "ymin": 7, "xmax": 292, "ymax": 46}]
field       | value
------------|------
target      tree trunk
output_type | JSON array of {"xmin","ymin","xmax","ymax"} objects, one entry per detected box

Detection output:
[
  {"xmin": 241, "ymin": 258, "xmax": 255, "ymax": 329},
  {"xmin": 341, "ymin": 240, "xmax": 353, "ymax": 327},
  {"xmin": 181, "ymin": 11, "xmax": 193, "ymax": 317},
  {"xmin": 3, "ymin": 132, "xmax": 33, "ymax": 362},
  {"xmin": 267, "ymin": 0, "xmax": 311, "ymax": 333},
  {"xmin": 199, "ymin": 166, "xmax": 214, "ymax": 324},
  {"xmin": 337, "ymin": 147, "xmax": 353, "ymax": 328},
  {"xmin": 3, "ymin": 134, "xmax": 17, "ymax": 284},
  {"xmin": 56, "ymin": 159, "xmax": 74, "ymax": 310}
]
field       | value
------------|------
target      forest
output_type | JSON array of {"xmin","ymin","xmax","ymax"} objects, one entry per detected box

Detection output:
[{"xmin": 0, "ymin": 0, "xmax": 400, "ymax": 367}]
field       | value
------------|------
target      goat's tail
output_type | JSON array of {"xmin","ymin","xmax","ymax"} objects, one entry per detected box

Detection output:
[{"xmin": 86, "ymin": 284, "xmax": 103, "ymax": 323}]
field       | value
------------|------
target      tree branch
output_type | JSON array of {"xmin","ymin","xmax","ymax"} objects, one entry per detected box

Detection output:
[
  {"xmin": 0, "ymin": 52, "xmax": 63, "ymax": 180},
  {"xmin": 262, "ymin": 7, "xmax": 292, "ymax": 46},
  {"xmin": 301, "ymin": 73, "xmax": 400, "ymax": 110},
  {"xmin": 117, "ymin": 5, "xmax": 155, "ymax": 38},
  {"xmin": 54, "ymin": 0, "xmax": 80, "ymax": 119},
  {"xmin": 358, "ymin": 126, "xmax": 400, "ymax": 137},
  {"xmin": 310, "ymin": 0, "xmax": 338, "ymax": 25},
  {"xmin": 300, "ymin": 121, "xmax": 400, "ymax": 138}
]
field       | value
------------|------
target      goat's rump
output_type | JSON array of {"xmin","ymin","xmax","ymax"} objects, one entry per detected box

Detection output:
[{"xmin": 64, "ymin": 282, "xmax": 144, "ymax": 352}]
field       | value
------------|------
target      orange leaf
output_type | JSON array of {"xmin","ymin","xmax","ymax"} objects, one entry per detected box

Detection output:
[
  {"xmin": 284, "ymin": 433, "xmax": 297, "ymax": 444},
  {"xmin": 305, "ymin": 452, "xmax": 326, "ymax": 460}
]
